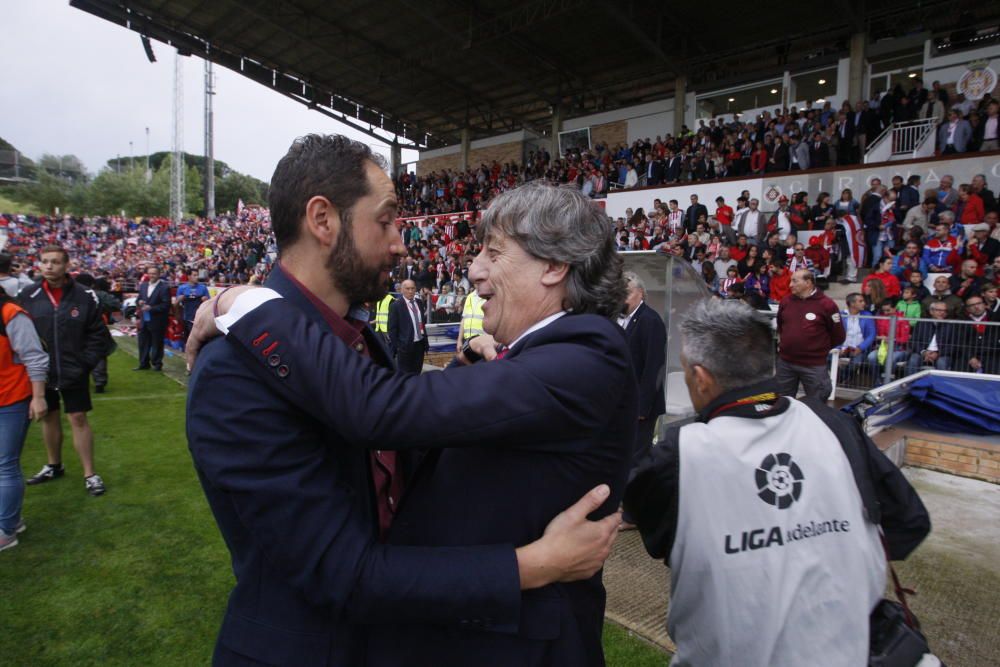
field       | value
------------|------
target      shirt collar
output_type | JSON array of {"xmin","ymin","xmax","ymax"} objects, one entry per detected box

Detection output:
[
  {"xmin": 697, "ymin": 379, "xmax": 788, "ymax": 423},
  {"xmin": 624, "ymin": 301, "xmax": 643, "ymax": 321},
  {"xmin": 507, "ymin": 310, "xmax": 567, "ymax": 352}
]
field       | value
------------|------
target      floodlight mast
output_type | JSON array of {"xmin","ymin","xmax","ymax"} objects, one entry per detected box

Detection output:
[
  {"xmin": 204, "ymin": 59, "xmax": 216, "ymax": 220},
  {"xmin": 170, "ymin": 50, "xmax": 185, "ymax": 224}
]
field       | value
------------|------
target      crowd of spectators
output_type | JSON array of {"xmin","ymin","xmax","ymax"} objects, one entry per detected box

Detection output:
[
  {"xmin": 394, "ymin": 83, "xmax": 1000, "ymax": 223},
  {"xmin": 0, "ymin": 208, "xmax": 276, "ymax": 299}
]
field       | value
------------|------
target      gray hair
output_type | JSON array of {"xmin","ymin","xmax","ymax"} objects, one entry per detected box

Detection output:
[
  {"xmin": 623, "ymin": 271, "xmax": 646, "ymax": 295},
  {"xmin": 476, "ymin": 181, "xmax": 625, "ymax": 318},
  {"xmin": 679, "ymin": 299, "xmax": 774, "ymax": 392},
  {"xmin": 937, "ymin": 210, "xmax": 955, "ymax": 223}
]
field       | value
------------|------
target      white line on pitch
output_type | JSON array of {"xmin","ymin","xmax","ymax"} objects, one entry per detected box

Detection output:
[{"xmin": 91, "ymin": 393, "xmax": 186, "ymax": 401}]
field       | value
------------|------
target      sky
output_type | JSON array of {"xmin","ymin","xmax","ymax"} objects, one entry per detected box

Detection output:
[{"xmin": 2, "ymin": 0, "xmax": 419, "ymax": 182}]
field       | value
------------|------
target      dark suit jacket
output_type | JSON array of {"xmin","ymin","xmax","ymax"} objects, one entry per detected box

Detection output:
[
  {"xmin": 645, "ymin": 159, "xmax": 664, "ymax": 186},
  {"xmin": 769, "ymin": 143, "xmax": 789, "ymax": 171},
  {"xmin": 809, "ymin": 141, "xmax": 830, "ymax": 168},
  {"xmin": 623, "ymin": 302, "xmax": 666, "ymax": 420},
  {"xmin": 187, "ymin": 265, "xmax": 521, "ymax": 667},
  {"xmin": 387, "ymin": 296, "xmax": 429, "ymax": 355},
  {"xmin": 664, "ymin": 156, "xmax": 682, "ymax": 182},
  {"xmin": 684, "ymin": 203, "xmax": 708, "ymax": 233},
  {"xmin": 138, "ymin": 280, "xmax": 171, "ymax": 330},
  {"xmin": 909, "ymin": 319, "xmax": 956, "ymax": 358},
  {"xmin": 221, "ymin": 303, "xmax": 637, "ymax": 667}
]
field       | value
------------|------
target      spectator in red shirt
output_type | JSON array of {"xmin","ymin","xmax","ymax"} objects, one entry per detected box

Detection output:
[
  {"xmin": 714, "ymin": 196, "xmax": 735, "ymax": 244},
  {"xmin": 750, "ymin": 142, "xmax": 768, "ymax": 174},
  {"xmin": 862, "ymin": 257, "xmax": 902, "ymax": 299},
  {"xmin": 769, "ymin": 261, "xmax": 791, "ymax": 303},
  {"xmin": 958, "ymin": 184, "xmax": 985, "ymax": 226}
]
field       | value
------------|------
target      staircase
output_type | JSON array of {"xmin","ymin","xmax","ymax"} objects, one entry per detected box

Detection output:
[{"xmin": 864, "ymin": 117, "xmax": 939, "ymax": 163}]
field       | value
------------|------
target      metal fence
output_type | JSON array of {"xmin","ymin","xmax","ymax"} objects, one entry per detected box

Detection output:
[{"xmin": 831, "ymin": 313, "xmax": 1000, "ymax": 393}]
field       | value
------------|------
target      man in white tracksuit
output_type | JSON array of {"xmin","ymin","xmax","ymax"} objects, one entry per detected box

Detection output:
[{"xmin": 625, "ymin": 299, "xmax": 930, "ymax": 666}]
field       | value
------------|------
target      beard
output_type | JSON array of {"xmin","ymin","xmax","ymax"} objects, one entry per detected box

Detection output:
[{"xmin": 326, "ymin": 210, "xmax": 391, "ymax": 304}]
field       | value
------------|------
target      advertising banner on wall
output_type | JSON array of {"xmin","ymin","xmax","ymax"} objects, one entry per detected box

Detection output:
[{"xmin": 605, "ymin": 153, "xmax": 1000, "ymax": 218}]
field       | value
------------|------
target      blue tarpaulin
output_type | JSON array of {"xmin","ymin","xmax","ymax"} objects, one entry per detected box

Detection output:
[{"xmin": 908, "ymin": 375, "xmax": 1000, "ymax": 435}]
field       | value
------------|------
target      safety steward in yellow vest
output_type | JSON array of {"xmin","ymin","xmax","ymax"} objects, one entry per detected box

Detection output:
[
  {"xmin": 458, "ymin": 291, "xmax": 485, "ymax": 345},
  {"xmin": 374, "ymin": 293, "xmax": 395, "ymax": 348}
]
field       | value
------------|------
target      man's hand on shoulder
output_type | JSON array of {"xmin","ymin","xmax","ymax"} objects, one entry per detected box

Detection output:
[
  {"xmin": 185, "ymin": 285, "xmax": 255, "ymax": 370},
  {"xmin": 515, "ymin": 484, "xmax": 621, "ymax": 590}
]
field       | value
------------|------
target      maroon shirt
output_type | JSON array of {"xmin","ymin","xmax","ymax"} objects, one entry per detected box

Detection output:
[
  {"xmin": 284, "ymin": 272, "xmax": 404, "ymax": 539},
  {"xmin": 776, "ymin": 289, "xmax": 846, "ymax": 366}
]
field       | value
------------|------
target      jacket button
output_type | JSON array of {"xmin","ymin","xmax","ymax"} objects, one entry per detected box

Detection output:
[
  {"xmin": 268, "ymin": 354, "xmax": 281, "ymax": 367},
  {"xmin": 354, "ymin": 342, "xmax": 364, "ymax": 352},
  {"xmin": 277, "ymin": 365, "xmax": 290, "ymax": 378}
]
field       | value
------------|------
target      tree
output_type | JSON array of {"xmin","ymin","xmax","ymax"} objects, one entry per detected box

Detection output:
[
  {"xmin": 14, "ymin": 172, "xmax": 75, "ymax": 214},
  {"xmin": 215, "ymin": 171, "xmax": 268, "ymax": 214},
  {"xmin": 38, "ymin": 154, "xmax": 88, "ymax": 183}
]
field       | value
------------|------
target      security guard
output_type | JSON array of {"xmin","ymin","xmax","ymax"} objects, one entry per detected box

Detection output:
[
  {"xmin": 456, "ymin": 290, "xmax": 486, "ymax": 351},
  {"xmin": 374, "ymin": 292, "xmax": 395, "ymax": 350},
  {"xmin": 625, "ymin": 299, "xmax": 930, "ymax": 667}
]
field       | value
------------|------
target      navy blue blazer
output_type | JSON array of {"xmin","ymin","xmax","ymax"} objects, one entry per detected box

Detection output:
[
  {"xmin": 187, "ymin": 265, "xmax": 522, "ymax": 667},
  {"xmin": 623, "ymin": 302, "xmax": 667, "ymax": 420},
  {"xmin": 222, "ymin": 301, "xmax": 637, "ymax": 667},
  {"xmin": 138, "ymin": 280, "xmax": 171, "ymax": 329}
]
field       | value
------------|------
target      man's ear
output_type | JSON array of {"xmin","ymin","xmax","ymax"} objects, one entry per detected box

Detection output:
[
  {"xmin": 303, "ymin": 196, "xmax": 340, "ymax": 248},
  {"xmin": 540, "ymin": 260, "xmax": 570, "ymax": 287},
  {"xmin": 692, "ymin": 364, "xmax": 717, "ymax": 400}
]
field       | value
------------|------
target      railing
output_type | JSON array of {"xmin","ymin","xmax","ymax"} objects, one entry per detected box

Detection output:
[
  {"xmin": 864, "ymin": 117, "xmax": 939, "ymax": 164},
  {"xmin": 830, "ymin": 314, "xmax": 1000, "ymax": 394}
]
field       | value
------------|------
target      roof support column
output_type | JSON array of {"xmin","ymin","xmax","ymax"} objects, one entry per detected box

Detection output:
[
  {"xmin": 390, "ymin": 138, "xmax": 402, "ymax": 179},
  {"xmin": 673, "ymin": 75, "xmax": 687, "ymax": 137},
  {"xmin": 551, "ymin": 105, "xmax": 563, "ymax": 156},
  {"xmin": 460, "ymin": 128, "xmax": 471, "ymax": 171},
  {"xmin": 848, "ymin": 31, "xmax": 867, "ymax": 104}
]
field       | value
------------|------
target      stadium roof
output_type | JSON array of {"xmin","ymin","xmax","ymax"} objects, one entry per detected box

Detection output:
[{"xmin": 71, "ymin": 0, "xmax": 997, "ymax": 150}]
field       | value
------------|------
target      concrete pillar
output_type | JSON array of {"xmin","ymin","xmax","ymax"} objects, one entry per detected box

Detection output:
[
  {"xmin": 460, "ymin": 128, "xmax": 471, "ymax": 171},
  {"xmin": 673, "ymin": 75, "xmax": 687, "ymax": 137},
  {"xmin": 782, "ymin": 70, "xmax": 793, "ymax": 109},
  {"xmin": 551, "ymin": 105, "xmax": 563, "ymax": 155},
  {"xmin": 390, "ymin": 138, "xmax": 402, "ymax": 179},
  {"xmin": 848, "ymin": 32, "xmax": 866, "ymax": 104}
]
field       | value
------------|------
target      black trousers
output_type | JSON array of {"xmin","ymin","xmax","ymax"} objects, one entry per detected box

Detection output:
[
  {"xmin": 138, "ymin": 324, "xmax": 165, "ymax": 369},
  {"xmin": 632, "ymin": 417, "xmax": 658, "ymax": 468},
  {"xmin": 395, "ymin": 345, "xmax": 426, "ymax": 374},
  {"xmin": 92, "ymin": 356, "xmax": 108, "ymax": 387},
  {"xmin": 623, "ymin": 416, "xmax": 659, "ymax": 524}
]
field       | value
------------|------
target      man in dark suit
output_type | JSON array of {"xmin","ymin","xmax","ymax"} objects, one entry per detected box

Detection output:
[
  {"xmin": 904, "ymin": 300, "xmax": 955, "ymax": 374},
  {"xmin": 135, "ymin": 265, "xmax": 171, "ymax": 371},
  {"xmin": 187, "ymin": 138, "xmax": 626, "ymax": 667},
  {"xmin": 768, "ymin": 136, "xmax": 789, "ymax": 172},
  {"xmin": 387, "ymin": 278, "xmax": 428, "ymax": 373},
  {"xmin": 644, "ymin": 154, "xmax": 663, "ymax": 186},
  {"xmin": 809, "ymin": 132, "xmax": 830, "ymax": 168},
  {"xmin": 619, "ymin": 272, "xmax": 666, "ymax": 461},
  {"xmin": 834, "ymin": 112, "xmax": 856, "ymax": 165},
  {"xmin": 684, "ymin": 194, "xmax": 708, "ymax": 233},
  {"xmin": 664, "ymin": 150, "xmax": 682, "ymax": 183}
]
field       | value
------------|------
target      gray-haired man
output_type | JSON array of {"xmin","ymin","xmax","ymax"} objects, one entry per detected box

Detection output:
[
  {"xmin": 618, "ymin": 272, "xmax": 666, "ymax": 462},
  {"xmin": 624, "ymin": 298, "xmax": 929, "ymax": 667},
  {"xmin": 186, "ymin": 166, "xmax": 633, "ymax": 666}
]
